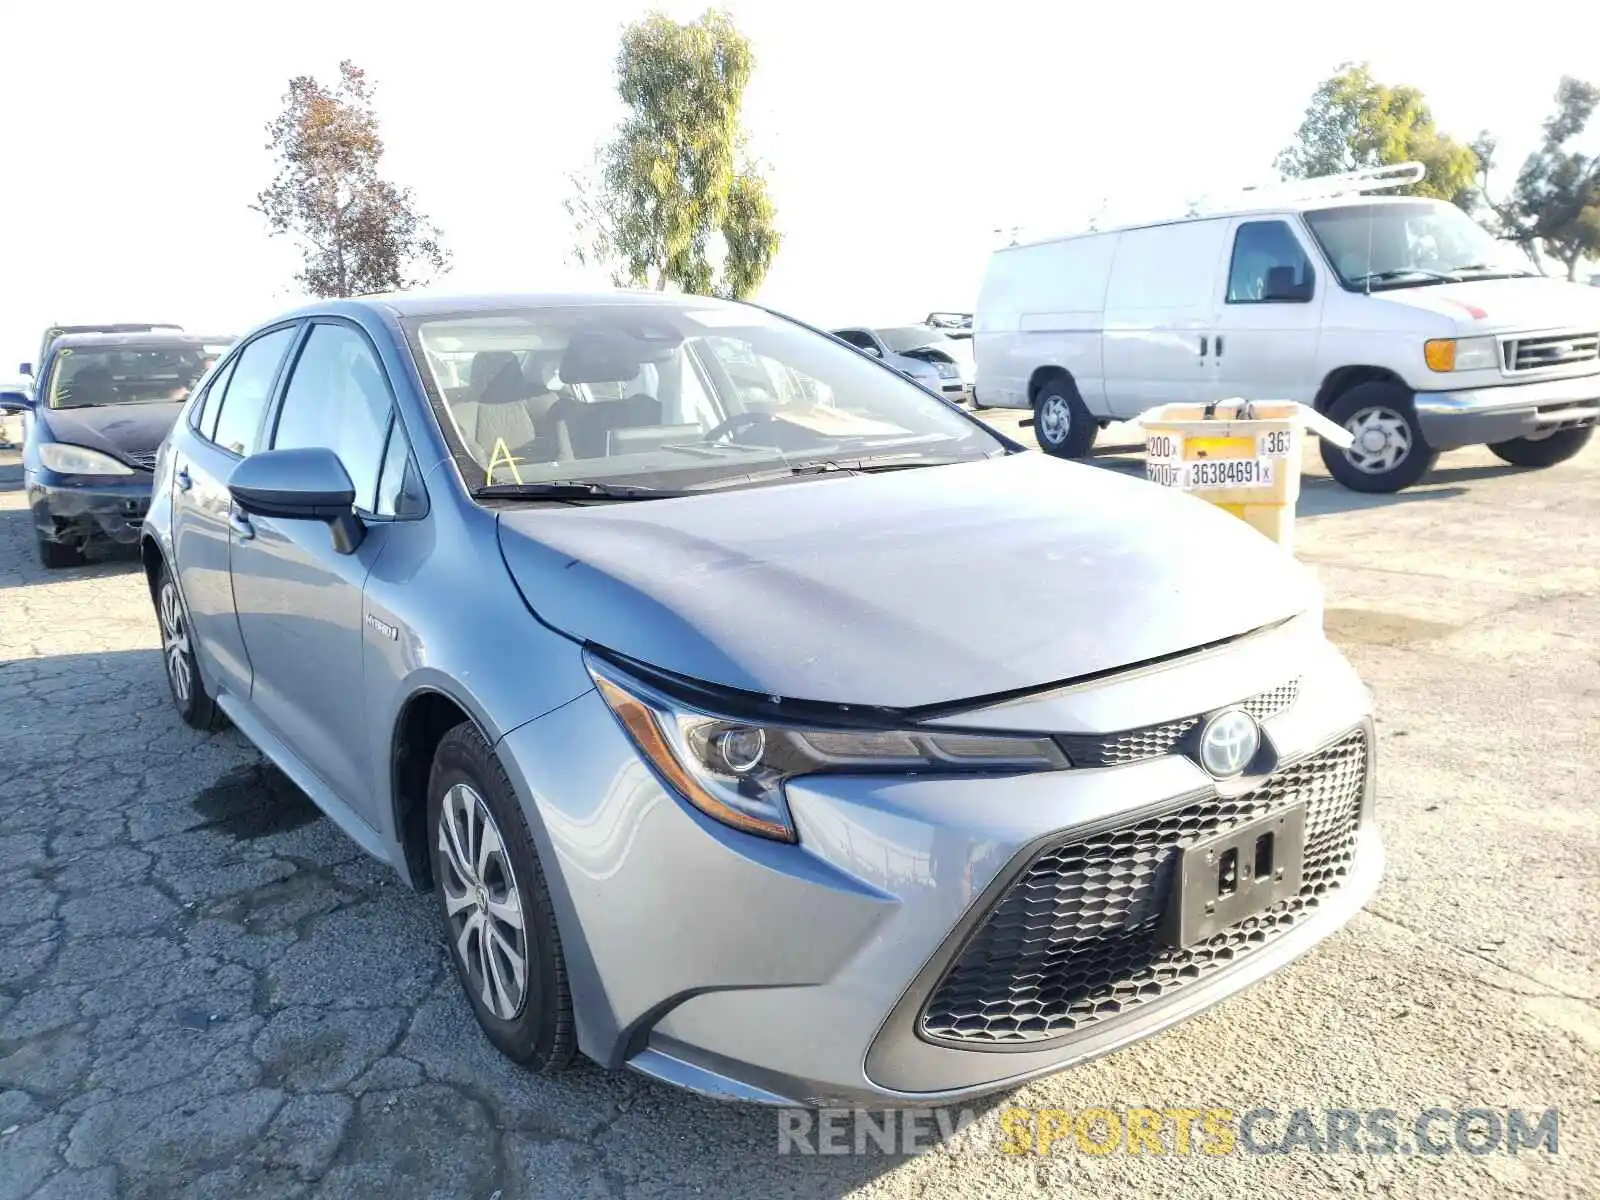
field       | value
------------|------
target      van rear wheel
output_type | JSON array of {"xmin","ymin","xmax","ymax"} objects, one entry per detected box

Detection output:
[
  {"xmin": 1321, "ymin": 383, "xmax": 1438, "ymax": 493},
  {"xmin": 1033, "ymin": 378, "xmax": 1096, "ymax": 458}
]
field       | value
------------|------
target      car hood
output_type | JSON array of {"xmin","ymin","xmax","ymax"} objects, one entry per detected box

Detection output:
[
  {"xmin": 40, "ymin": 402, "xmax": 184, "ymax": 461},
  {"xmin": 495, "ymin": 454, "xmax": 1318, "ymax": 710},
  {"xmin": 1372, "ymin": 276, "xmax": 1600, "ymax": 334}
]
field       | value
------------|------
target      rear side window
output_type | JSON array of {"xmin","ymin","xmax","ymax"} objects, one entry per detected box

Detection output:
[
  {"xmin": 271, "ymin": 323, "xmax": 394, "ymax": 511},
  {"xmin": 1227, "ymin": 221, "xmax": 1315, "ymax": 303},
  {"xmin": 211, "ymin": 326, "xmax": 298, "ymax": 456}
]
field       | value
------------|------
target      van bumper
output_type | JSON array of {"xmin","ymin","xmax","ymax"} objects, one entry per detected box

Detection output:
[{"xmin": 1414, "ymin": 374, "xmax": 1600, "ymax": 449}]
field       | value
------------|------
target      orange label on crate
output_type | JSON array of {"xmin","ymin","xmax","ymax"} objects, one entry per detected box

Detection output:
[{"xmin": 1184, "ymin": 435, "xmax": 1256, "ymax": 461}]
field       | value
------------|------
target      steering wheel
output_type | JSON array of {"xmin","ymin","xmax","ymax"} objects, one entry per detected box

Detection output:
[{"xmin": 702, "ymin": 410, "xmax": 777, "ymax": 444}]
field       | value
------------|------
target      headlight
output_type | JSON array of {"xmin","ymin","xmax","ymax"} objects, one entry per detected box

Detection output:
[
  {"xmin": 38, "ymin": 443, "xmax": 134, "ymax": 475},
  {"xmin": 1424, "ymin": 336, "xmax": 1498, "ymax": 372},
  {"xmin": 588, "ymin": 656, "xmax": 1069, "ymax": 843}
]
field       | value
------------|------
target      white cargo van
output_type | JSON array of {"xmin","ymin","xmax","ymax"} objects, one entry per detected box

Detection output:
[{"xmin": 974, "ymin": 164, "xmax": 1600, "ymax": 492}]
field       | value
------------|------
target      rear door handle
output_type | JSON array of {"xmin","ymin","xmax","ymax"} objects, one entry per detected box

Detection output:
[
  {"xmin": 1199, "ymin": 336, "xmax": 1209, "ymax": 358},
  {"xmin": 176, "ymin": 466, "xmax": 192, "ymax": 492},
  {"xmin": 228, "ymin": 509, "xmax": 255, "ymax": 541},
  {"xmin": 1215, "ymin": 335, "xmax": 1225, "ymax": 357}
]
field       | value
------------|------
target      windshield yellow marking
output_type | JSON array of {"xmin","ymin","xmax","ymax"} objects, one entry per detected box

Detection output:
[{"xmin": 484, "ymin": 437, "xmax": 525, "ymax": 486}]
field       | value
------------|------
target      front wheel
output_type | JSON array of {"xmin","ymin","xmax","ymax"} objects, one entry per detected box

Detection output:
[
  {"xmin": 37, "ymin": 536, "xmax": 85, "ymax": 569},
  {"xmin": 427, "ymin": 723, "xmax": 576, "ymax": 1072},
  {"xmin": 1033, "ymin": 377, "xmax": 1097, "ymax": 458},
  {"xmin": 1488, "ymin": 424, "xmax": 1593, "ymax": 467},
  {"xmin": 1320, "ymin": 383, "xmax": 1438, "ymax": 493}
]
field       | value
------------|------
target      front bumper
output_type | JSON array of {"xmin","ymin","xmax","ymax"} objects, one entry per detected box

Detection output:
[
  {"xmin": 1414, "ymin": 373, "xmax": 1600, "ymax": 450},
  {"xmin": 28, "ymin": 473, "xmax": 155, "ymax": 545},
  {"xmin": 496, "ymin": 625, "xmax": 1378, "ymax": 1106}
]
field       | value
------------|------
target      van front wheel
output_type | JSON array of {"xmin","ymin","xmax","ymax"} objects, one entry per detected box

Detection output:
[
  {"xmin": 1033, "ymin": 379, "xmax": 1096, "ymax": 458},
  {"xmin": 1321, "ymin": 383, "xmax": 1438, "ymax": 493}
]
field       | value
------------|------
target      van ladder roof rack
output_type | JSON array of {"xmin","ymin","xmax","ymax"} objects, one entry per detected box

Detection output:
[{"xmin": 1238, "ymin": 161, "xmax": 1425, "ymax": 202}]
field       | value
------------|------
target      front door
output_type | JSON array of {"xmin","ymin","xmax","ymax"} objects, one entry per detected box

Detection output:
[
  {"xmin": 228, "ymin": 320, "xmax": 398, "ymax": 825},
  {"xmin": 169, "ymin": 325, "xmax": 299, "ymax": 698},
  {"xmin": 1208, "ymin": 217, "xmax": 1325, "ymax": 405}
]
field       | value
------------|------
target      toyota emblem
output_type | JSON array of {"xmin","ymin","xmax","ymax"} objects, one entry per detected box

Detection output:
[{"xmin": 1198, "ymin": 709, "xmax": 1260, "ymax": 778}]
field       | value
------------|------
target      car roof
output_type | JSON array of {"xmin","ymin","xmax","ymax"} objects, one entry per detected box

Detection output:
[
  {"xmin": 293, "ymin": 290, "xmax": 751, "ymax": 321},
  {"xmin": 49, "ymin": 332, "xmax": 234, "ymax": 350}
]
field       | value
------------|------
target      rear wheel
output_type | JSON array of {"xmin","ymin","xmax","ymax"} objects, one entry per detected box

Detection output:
[
  {"xmin": 37, "ymin": 536, "xmax": 85, "ymax": 569},
  {"xmin": 1320, "ymin": 382, "xmax": 1438, "ymax": 493},
  {"xmin": 427, "ymin": 722, "xmax": 576, "ymax": 1072},
  {"xmin": 156, "ymin": 563, "xmax": 222, "ymax": 730},
  {"xmin": 1488, "ymin": 424, "xmax": 1593, "ymax": 467},
  {"xmin": 1032, "ymin": 376, "xmax": 1097, "ymax": 458}
]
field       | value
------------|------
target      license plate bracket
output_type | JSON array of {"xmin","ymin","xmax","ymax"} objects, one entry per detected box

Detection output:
[{"xmin": 1164, "ymin": 804, "xmax": 1306, "ymax": 948}]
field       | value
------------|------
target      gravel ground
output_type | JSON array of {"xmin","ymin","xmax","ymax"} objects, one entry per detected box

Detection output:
[{"xmin": 1, "ymin": 429, "xmax": 1596, "ymax": 1199}]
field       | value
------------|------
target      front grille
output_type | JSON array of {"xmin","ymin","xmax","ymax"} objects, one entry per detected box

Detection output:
[
  {"xmin": 1056, "ymin": 678, "xmax": 1299, "ymax": 769},
  {"xmin": 1503, "ymin": 331, "xmax": 1599, "ymax": 373},
  {"xmin": 919, "ymin": 728, "xmax": 1368, "ymax": 1046},
  {"xmin": 126, "ymin": 451, "xmax": 158, "ymax": 471}
]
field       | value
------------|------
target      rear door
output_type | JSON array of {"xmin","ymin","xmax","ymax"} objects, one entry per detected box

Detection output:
[
  {"xmin": 168, "ymin": 325, "xmax": 299, "ymax": 699},
  {"xmin": 1208, "ymin": 217, "xmax": 1325, "ymax": 404},
  {"xmin": 1101, "ymin": 219, "xmax": 1231, "ymax": 418},
  {"xmin": 227, "ymin": 319, "xmax": 398, "ymax": 825}
]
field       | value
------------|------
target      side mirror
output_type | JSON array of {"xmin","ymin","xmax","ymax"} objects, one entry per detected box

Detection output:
[
  {"xmin": 0, "ymin": 387, "xmax": 33, "ymax": 413},
  {"xmin": 228, "ymin": 447, "xmax": 365, "ymax": 554},
  {"xmin": 861, "ymin": 345, "xmax": 882, "ymax": 357},
  {"xmin": 18, "ymin": 362, "xmax": 33, "ymax": 378}
]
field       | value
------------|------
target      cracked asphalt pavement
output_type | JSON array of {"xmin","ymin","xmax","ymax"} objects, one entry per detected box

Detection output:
[{"xmin": 1, "ymin": 433, "xmax": 1597, "ymax": 1199}]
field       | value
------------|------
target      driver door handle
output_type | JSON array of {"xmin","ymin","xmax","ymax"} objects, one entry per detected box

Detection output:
[
  {"xmin": 228, "ymin": 509, "xmax": 255, "ymax": 541},
  {"xmin": 176, "ymin": 466, "xmax": 192, "ymax": 492}
]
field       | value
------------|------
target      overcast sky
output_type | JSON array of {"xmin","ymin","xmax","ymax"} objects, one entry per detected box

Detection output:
[{"xmin": 3, "ymin": 0, "xmax": 1597, "ymax": 373}]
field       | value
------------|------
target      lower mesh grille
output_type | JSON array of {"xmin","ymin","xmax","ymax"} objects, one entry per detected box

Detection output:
[{"xmin": 919, "ymin": 729, "xmax": 1368, "ymax": 1046}]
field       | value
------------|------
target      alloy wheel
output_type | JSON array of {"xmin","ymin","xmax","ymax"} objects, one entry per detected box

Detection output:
[
  {"xmin": 438, "ymin": 783, "xmax": 529, "ymax": 1020},
  {"xmin": 1343, "ymin": 405, "xmax": 1413, "ymax": 475},
  {"xmin": 159, "ymin": 580, "xmax": 192, "ymax": 706}
]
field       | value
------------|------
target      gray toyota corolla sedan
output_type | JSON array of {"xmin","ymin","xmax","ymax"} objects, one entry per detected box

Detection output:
[{"xmin": 140, "ymin": 292, "xmax": 1380, "ymax": 1106}]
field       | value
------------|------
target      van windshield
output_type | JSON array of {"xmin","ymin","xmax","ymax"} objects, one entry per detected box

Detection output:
[{"xmin": 1304, "ymin": 201, "xmax": 1537, "ymax": 290}]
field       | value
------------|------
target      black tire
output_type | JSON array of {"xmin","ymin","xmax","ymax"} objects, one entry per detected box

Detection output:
[
  {"xmin": 1032, "ymin": 375, "xmax": 1097, "ymax": 458},
  {"xmin": 1488, "ymin": 424, "xmax": 1593, "ymax": 468},
  {"xmin": 1320, "ymin": 382, "xmax": 1439, "ymax": 493},
  {"xmin": 427, "ymin": 722, "xmax": 577, "ymax": 1073},
  {"xmin": 37, "ymin": 536, "xmax": 85, "ymax": 569},
  {"xmin": 154, "ymin": 562, "xmax": 223, "ymax": 730}
]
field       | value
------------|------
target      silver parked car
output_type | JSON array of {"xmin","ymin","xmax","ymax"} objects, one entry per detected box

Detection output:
[{"xmin": 141, "ymin": 292, "xmax": 1380, "ymax": 1106}]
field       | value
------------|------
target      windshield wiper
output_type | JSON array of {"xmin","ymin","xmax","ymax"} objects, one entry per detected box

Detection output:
[
  {"xmin": 1349, "ymin": 268, "xmax": 1459, "ymax": 289},
  {"xmin": 471, "ymin": 481, "xmax": 689, "ymax": 502},
  {"xmin": 1447, "ymin": 262, "xmax": 1537, "ymax": 278},
  {"xmin": 787, "ymin": 454, "xmax": 977, "ymax": 476}
]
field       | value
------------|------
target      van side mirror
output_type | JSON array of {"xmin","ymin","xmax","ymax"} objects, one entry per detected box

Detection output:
[{"xmin": 228, "ymin": 447, "xmax": 365, "ymax": 554}]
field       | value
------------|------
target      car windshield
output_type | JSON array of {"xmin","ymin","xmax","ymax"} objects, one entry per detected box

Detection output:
[
  {"xmin": 46, "ymin": 344, "xmax": 227, "ymax": 409},
  {"xmin": 878, "ymin": 325, "xmax": 952, "ymax": 354},
  {"xmin": 407, "ymin": 304, "xmax": 1003, "ymax": 494},
  {"xmin": 1304, "ymin": 200, "xmax": 1537, "ymax": 290}
]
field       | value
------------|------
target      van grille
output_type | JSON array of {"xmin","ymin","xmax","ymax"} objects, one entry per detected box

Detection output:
[{"xmin": 1502, "ymin": 332, "xmax": 1599, "ymax": 373}]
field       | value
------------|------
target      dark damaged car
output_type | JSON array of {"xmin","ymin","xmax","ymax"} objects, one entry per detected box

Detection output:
[{"xmin": 3, "ymin": 331, "xmax": 232, "ymax": 567}]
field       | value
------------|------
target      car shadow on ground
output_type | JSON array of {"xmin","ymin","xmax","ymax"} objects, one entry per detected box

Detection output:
[{"xmin": 1, "ymin": 646, "xmax": 1017, "ymax": 1197}]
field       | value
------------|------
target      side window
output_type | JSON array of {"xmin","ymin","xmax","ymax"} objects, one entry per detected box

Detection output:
[
  {"xmin": 271, "ymin": 323, "xmax": 393, "ymax": 512},
  {"xmin": 192, "ymin": 354, "xmax": 238, "ymax": 439},
  {"xmin": 373, "ymin": 418, "xmax": 422, "ymax": 518},
  {"xmin": 211, "ymin": 326, "xmax": 298, "ymax": 455},
  {"xmin": 834, "ymin": 330, "xmax": 872, "ymax": 351},
  {"xmin": 1227, "ymin": 221, "xmax": 1315, "ymax": 304}
]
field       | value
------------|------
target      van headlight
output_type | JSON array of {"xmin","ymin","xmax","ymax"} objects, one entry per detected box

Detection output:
[
  {"xmin": 38, "ymin": 443, "xmax": 134, "ymax": 475},
  {"xmin": 588, "ymin": 656, "xmax": 1069, "ymax": 843},
  {"xmin": 1424, "ymin": 336, "xmax": 1498, "ymax": 372}
]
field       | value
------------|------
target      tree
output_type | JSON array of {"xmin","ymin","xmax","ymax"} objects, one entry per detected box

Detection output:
[
  {"xmin": 1476, "ymin": 78, "xmax": 1600, "ymax": 280},
  {"xmin": 256, "ymin": 61, "xmax": 450, "ymax": 298},
  {"xmin": 1276, "ymin": 63, "xmax": 1479, "ymax": 209},
  {"xmin": 566, "ymin": 11, "xmax": 779, "ymax": 299}
]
